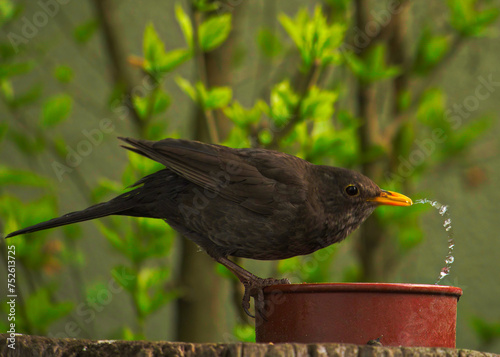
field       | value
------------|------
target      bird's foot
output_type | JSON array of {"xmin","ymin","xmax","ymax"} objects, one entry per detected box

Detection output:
[{"xmin": 241, "ymin": 277, "xmax": 291, "ymax": 319}]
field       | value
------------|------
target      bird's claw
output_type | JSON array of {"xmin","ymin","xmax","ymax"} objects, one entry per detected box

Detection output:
[{"xmin": 241, "ymin": 277, "xmax": 291, "ymax": 319}]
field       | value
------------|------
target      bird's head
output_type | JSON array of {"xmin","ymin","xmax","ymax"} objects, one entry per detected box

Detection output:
[
  {"xmin": 318, "ymin": 166, "xmax": 412, "ymax": 219},
  {"xmin": 307, "ymin": 166, "xmax": 413, "ymax": 247}
]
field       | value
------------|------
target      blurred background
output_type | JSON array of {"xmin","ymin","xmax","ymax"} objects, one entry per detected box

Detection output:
[{"xmin": 0, "ymin": 0, "xmax": 499, "ymax": 353}]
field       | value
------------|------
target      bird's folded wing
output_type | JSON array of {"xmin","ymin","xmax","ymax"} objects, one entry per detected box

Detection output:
[{"xmin": 118, "ymin": 137, "xmax": 279, "ymax": 214}]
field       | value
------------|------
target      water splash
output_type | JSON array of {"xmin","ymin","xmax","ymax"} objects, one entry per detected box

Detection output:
[{"xmin": 414, "ymin": 198, "xmax": 455, "ymax": 285}]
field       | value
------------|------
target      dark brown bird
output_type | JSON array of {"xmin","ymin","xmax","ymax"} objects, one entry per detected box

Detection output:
[{"xmin": 5, "ymin": 137, "xmax": 412, "ymax": 316}]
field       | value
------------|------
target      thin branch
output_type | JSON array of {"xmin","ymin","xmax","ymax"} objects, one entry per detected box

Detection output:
[
  {"xmin": 190, "ymin": 8, "xmax": 220, "ymax": 144},
  {"xmin": 354, "ymin": 0, "xmax": 380, "ymax": 171},
  {"xmin": 354, "ymin": 0, "xmax": 386, "ymax": 282},
  {"xmin": 251, "ymin": 0, "xmax": 278, "ymax": 104},
  {"xmin": 143, "ymin": 75, "xmax": 161, "ymax": 123},
  {"xmin": 266, "ymin": 62, "xmax": 321, "ymax": 149},
  {"xmin": 352, "ymin": 0, "xmax": 411, "ymax": 55},
  {"xmin": 91, "ymin": 0, "xmax": 144, "ymax": 133}
]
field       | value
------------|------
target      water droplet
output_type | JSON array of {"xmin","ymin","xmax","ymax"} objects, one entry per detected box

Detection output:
[
  {"xmin": 414, "ymin": 198, "xmax": 455, "ymax": 284},
  {"xmin": 439, "ymin": 205, "xmax": 448, "ymax": 216},
  {"xmin": 439, "ymin": 267, "xmax": 450, "ymax": 279}
]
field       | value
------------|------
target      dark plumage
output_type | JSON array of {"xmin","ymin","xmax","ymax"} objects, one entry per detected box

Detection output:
[{"xmin": 5, "ymin": 137, "xmax": 412, "ymax": 316}]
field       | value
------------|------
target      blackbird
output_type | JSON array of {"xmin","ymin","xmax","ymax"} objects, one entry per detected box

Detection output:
[{"xmin": 5, "ymin": 137, "xmax": 412, "ymax": 316}]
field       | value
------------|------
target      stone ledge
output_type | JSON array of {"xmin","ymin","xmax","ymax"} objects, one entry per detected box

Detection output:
[{"xmin": 0, "ymin": 334, "xmax": 497, "ymax": 357}]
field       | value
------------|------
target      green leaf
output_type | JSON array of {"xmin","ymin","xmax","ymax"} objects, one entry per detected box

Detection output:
[
  {"xmin": 279, "ymin": 6, "xmax": 345, "ymax": 68},
  {"xmin": 54, "ymin": 65, "xmax": 74, "ymax": 83},
  {"xmin": 41, "ymin": 94, "xmax": 73, "ymax": 127},
  {"xmin": 144, "ymin": 27, "xmax": 189, "ymax": 75},
  {"xmin": 301, "ymin": 86, "xmax": 338, "ymax": 120},
  {"xmin": 124, "ymin": 151, "xmax": 164, "ymax": 182},
  {"xmin": 133, "ymin": 89, "xmax": 170, "ymax": 119},
  {"xmin": 111, "ymin": 265, "xmax": 137, "ymax": 293},
  {"xmin": 233, "ymin": 324, "xmax": 255, "ymax": 342},
  {"xmin": 143, "ymin": 23, "xmax": 166, "ymax": 71},
  {"xmin": 204, "ymin": 86, "xmax": 232, "ymax": 109},
  {"xmin": 159, "ymin": 48, "xmax": 191, "ymax": 72},
  {"xmin": 258, "ymin": 129, "xmax": 273, "ymax": 145},
  {"xmin": 448, "ymin": 0, "xmax": 500, "ymax": 36},
  {"xmin": 222, "ymin": 126, "xmax": 251, "ymax": 148},
  {"xmin": 177, "ymin": 78, "xmax": 231, "ymax": 110},
  {"xmin": 473, "ymin": 8, "xmax": 500, "ymax": 35},
  {"xmin": 193, "ymin": 0, "xmax": 219, "ymax": 12},
  {"xmin": 175, "ymin": 4, "xmax": 193, "ymax": 48},
  {"xmin": 269, "ymin": 80, "xmax": 299, "ymax": 127},
  {"xmin": 73, "ymin": 20, "xmax": 99, "ymax": 43},
  {"xmin": 199, "ymin": 14, "xmax": 232, "ymax": 52},
  {"xmin": 397, "ymin": 89, "xmax": 412, "ymax": 111},
  {"xmin": 0, "ymin": 62, "xmax": 34, "ymax": 79},
  {"xmin": 143, "ymin": 22, "xmax": 192, "ymax": 76},
  {"xmin": 25, "ymin": 287, "xmax": 74, "ymax": 334},
  {"xmin": 278, "ymin": 10, "xmax": 306, "ymax": 55},
  {"xmin": 137, "ymin": 267, "xmax": 170, "ymax": 290},
  {"xmin": 0, "ymin": 0, "xmax": 16, "ymax": 26},
  {"xmin": 223, "ymin": 101, "xmax": 261, "ymax": 127},
  {"xmin": 175, "ymin": 76, "xmax": 197, "ymax": 103},
  {"xmin": 414, "ymin": 29, "xmax": 450, "ymax": 75},
  {"xmin": 0, "ymin": 165, "xmax": 51, "ymax": 187},
  {"xmin": 257, "ymin": 28, "xmax": 283, "ymax": 58},
  {"xmin": 195, "ymin": 82, "xmax": 208, "ymax": 105},
  {"xmin": 0, "ymin": 79, "xmax": 13, "ymax": 101},
  {"xmin": 345, "ymin": 44, "xmax": 401, "ymax": 83},
  {"xmin": 145, "ymin": 120, "xmax": 169, "ymax": 141},
  {"xmin": 135, "ymin": 267, "xmax": 176, "ymax": 316}
]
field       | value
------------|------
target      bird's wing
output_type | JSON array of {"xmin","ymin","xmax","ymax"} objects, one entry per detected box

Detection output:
[{"xmin": 118, "ymin": 137, "xmax": 303, "ymax": 214}]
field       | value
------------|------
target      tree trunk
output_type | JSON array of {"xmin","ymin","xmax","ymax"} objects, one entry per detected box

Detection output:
[{"xmin": 176, "ymin": 2, "xmax": 242, "ymax": 342}]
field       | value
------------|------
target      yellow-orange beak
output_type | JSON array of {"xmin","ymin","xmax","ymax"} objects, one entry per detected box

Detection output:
[{"xmin": 368, "ymin": 190, "xmax": 413, "ymax": 207}]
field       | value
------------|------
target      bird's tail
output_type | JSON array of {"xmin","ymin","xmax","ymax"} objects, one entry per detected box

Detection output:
[{"xmin": 5, "ymin": 194, "xmax": 137, "ymax": 239}]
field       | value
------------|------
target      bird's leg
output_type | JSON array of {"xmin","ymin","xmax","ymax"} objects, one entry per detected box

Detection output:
[{"xmin": 214, "ymin": 256, "xmax": 290, "ymax": 318}]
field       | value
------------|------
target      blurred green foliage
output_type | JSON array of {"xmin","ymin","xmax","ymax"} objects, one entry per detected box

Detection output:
[{"xmin": 0, "ymin": 0, "xmax": 498, "ymax": 349}]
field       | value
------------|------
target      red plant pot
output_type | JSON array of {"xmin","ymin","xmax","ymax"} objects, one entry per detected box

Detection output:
[{"xmin": 255, "ymin": 283, "xmax": 462, "ymax": 347}]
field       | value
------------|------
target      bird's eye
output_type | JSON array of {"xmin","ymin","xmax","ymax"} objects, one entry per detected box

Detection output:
[{"xmin": 345, "ymin": 185, "xmax": 359, "ymax": 197}]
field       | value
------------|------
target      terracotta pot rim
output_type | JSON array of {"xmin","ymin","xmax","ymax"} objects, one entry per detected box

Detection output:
[{"xmin": 263, "ymin": 282, "xmax": 463, "ymax": 297}]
